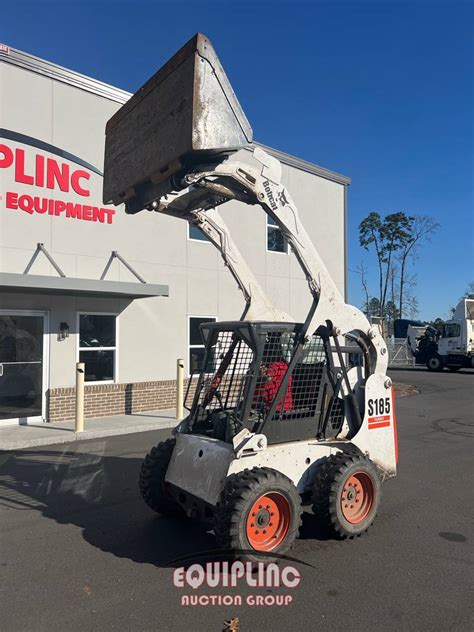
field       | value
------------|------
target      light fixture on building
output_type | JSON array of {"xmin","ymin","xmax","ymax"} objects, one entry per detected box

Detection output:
[{"xmin": 58, "ymin": 322, "xmax": 69, "ymax": 341}]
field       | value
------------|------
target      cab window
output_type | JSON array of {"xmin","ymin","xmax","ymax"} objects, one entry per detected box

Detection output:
[{"xmin": 444, "ymin": 323, "xmax": 461, "ymax": 338}]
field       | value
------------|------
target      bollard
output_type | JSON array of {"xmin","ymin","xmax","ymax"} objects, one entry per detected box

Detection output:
[
  {"xmin": 75, "ymin": 362, "xmax": 85, "ymax": 433},
  {"xmin": 176, "ymin": 358, "xmax": 184, "ymax": 420}
]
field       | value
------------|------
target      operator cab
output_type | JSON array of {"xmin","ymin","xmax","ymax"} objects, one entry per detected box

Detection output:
[{"xmin": 180, "ymin": 320, "xmax": 364, "ymax": 445}]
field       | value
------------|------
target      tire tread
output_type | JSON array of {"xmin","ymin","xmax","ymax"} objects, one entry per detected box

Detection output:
[
  {"xmin": 312, "ymin": 452, "xmax": 380, "ymax": 539},
  {"xmin": 139, "ymin": 438, "xmax": 180, "ymax": 515},
  {"xmin": 214, "ymin": 467, "xmax": 302, "ymax": 560}
]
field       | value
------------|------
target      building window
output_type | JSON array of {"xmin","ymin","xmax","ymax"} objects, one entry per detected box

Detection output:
[
  {"xmin": 267, "ymin": 216, "xmax": 288, "ymax": 253},
  {"xmin": 189, "ymin": 316, "xmax": 216, "ymax": 374},
  {"xmin": 188, "ymin": 223, "xmax": 209, "ymax": 242},
  {"xmin": 78, "ymin": 313, "xmax": 117, "ymax": 382}
]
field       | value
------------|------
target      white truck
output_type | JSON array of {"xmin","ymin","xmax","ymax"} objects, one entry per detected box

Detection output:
[{"xmin": 407, "ymin": 298, "xmax": 474, "ymax": 371}]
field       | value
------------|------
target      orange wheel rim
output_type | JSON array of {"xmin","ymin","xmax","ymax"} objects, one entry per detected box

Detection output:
[
  {"xmin": 246, "ymin": 493, "xmax": 291, "ymax": 551},
  {"xmin": 340, "ymin": 472, "xmax": 375, "ymax": 524}
]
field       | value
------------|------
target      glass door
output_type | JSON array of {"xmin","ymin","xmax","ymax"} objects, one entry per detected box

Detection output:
[{"xmin": 0, "ymin": 311, "xmax": 48, "ymax": 425}]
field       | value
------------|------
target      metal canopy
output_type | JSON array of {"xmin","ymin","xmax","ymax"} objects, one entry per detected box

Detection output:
[{"xmin": 0, "ymin": 272, "xmax": 169, "ymax": 299}]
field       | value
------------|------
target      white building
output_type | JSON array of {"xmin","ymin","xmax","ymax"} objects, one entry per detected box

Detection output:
[{"xmin": 0, "ymin": 43, "xmax": 350, "ymax": 426}]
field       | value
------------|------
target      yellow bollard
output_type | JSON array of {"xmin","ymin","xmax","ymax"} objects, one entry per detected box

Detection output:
[
  {"xmin": 75, "ymin": 362, "xmax": 85, "ymax": 433},
  {"xmin": 176, "ymin": 358, "xmax": 184, "ymax": 420}
]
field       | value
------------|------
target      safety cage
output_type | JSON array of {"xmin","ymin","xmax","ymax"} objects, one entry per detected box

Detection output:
[{"xmin": 182, "ymin": 320, "xmax": 364, "ymax": 444}]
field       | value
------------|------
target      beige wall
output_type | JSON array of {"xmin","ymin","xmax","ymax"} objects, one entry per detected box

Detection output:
[{"xmin": 0, "ymin": 60, "xmax": 347, "ymax": 388}]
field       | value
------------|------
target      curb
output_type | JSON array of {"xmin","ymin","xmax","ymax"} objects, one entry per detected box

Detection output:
[{"xmin": 0, "ymin": 418, "xmax": 177, "ymax": 451}]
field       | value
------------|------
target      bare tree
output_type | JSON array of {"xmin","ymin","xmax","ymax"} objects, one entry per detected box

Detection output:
[
  {"xmin": 405, "ymin": 293, "xmax": 420, "ymax": 319},
  {"xmin": 399, "ymin": 270, "xmax": 418, "ymax": 317},
  {"xmin": 355, "ymin": 261, "xmax": 370, "ymax": 316},
  {"xmin": 398, "ymin": 216, "xmax": 440, "ymax": 317}
]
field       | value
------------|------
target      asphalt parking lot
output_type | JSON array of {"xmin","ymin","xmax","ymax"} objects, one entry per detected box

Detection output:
[{"xmin": 1, "ymin": 369, "xmax": 473, "ymax": 631}]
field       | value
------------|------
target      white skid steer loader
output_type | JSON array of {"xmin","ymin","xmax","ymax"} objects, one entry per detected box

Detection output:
[{"xmin": 103, "ymin": 33, "xmax": 398, "ymax": 561}]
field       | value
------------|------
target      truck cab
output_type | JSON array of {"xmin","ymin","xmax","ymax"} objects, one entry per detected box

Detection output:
[
  {"xmin": 438, "ymin": 321, "xmax": 468, "ymax": 356},
  {"xmin": 427, "ymin": 299, "xmax": 474, "ymax": 371}
]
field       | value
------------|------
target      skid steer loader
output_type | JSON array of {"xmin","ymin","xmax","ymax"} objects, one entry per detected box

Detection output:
[{"xmin": 103, "ymin": 33, "xmax": 398, "ymax": 561}]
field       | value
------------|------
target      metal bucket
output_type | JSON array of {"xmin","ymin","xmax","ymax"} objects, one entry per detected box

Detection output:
[{"xmin": 103, "ymin": 33, "xmax": 252, "ymax": 212}]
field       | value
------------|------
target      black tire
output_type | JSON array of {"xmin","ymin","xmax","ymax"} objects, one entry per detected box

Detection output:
[
  {"xmin": 447, "ymin": 365, "xmax": 461, "ymax": 372},
  {"xmin": 139, "ymin": 438, "xmax": 182, "ymax": 515},
  {"xmin": 312, "ymin": 453, "xmax": 381, "ymax": 539},
  {"xmin": 214, "ymin": 467, "xmax": 302, "ymax": 562},
  {"xmin": 426, "ymin": 353, "xmax": 444, "ymax": 372}
]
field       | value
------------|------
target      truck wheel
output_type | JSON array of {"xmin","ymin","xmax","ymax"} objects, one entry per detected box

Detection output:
[
  {"xmin": 139, "ymin": 438, "xmax": 182, "ymax": 515},
  {"xmin": 214, "ymin": 467, "xmax": 302, "ymax": 562},
  {"xmin": 426, "ymin": 353, "xmax": 444, "ymax": 372},
  {"xmin": 312, "ymin": 453, "xmax": 381, "ymax": 539}
]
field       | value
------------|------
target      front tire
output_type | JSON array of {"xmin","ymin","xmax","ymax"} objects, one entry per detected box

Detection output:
[
  {"xmin": 312, "ymin": 453, "xmax": 381, "ymax": 539},
  {"xmin": 426, "ymin": 353, "xmax": 444, "ymax": 372},
  {"xmin": 214, "ymin": 467, "xmax": 302, "ymax": 562},
  {"xmin": 139, "ymin": 438, "xmax": 182, "ymax": 515}
]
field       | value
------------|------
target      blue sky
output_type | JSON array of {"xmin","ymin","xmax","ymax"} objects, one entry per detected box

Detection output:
[{"xmin": 2, "ymin": 0, "xmax": 472, "ymax": 320}]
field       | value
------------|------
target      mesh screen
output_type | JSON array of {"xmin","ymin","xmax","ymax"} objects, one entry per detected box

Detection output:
[
  {"xmin": 190, "ymin": 328, "xmax": 343, "ymax": 432},
  {"xmin": 325, "ymin": 395, "xmax": 345, "ymax": 433},
  {"xmin": 268, "ymin": 334, "xmax": 327, "ymax": 421},
  {"xmin": 195, "ymin": 331, "xmax": 254, "ymax": 412}
]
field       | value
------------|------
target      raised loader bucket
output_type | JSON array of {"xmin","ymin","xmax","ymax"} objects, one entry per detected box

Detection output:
[{"xmin": 103, "ymin": 33, "xmax": 253, "ymax": 213}]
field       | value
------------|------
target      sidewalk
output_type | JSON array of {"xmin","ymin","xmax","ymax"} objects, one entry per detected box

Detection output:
[{"xmin": 0, "ymin": 408, "xmax": 177, "ymax": 451}]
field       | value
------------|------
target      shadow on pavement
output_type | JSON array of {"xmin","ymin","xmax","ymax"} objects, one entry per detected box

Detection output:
[
  {"xmin": 0, "ymin": 447, "xmax": 216, "ymax": 568},
  {"xmin": 0, "ymin": 446, "xmax": 330, "ymax": 568}
]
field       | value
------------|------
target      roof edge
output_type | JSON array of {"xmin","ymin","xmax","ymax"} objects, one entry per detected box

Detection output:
[{"xmin": 0, "ymin": 44, "xmax": 130, "ymax": 104}]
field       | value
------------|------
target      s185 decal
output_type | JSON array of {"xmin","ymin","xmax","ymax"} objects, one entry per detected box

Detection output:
[
  {"xmin": 367, "ymin": 397, "xmax": 392, "ymax": 429},
  {"xmin": 368, "ymin": 397, "xmax": 391, "ymax": 417}
]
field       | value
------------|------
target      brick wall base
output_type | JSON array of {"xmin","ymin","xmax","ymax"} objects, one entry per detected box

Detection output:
[{"xmin": 47, "ymin": 379, "xmax": 197, "ymax": 422}]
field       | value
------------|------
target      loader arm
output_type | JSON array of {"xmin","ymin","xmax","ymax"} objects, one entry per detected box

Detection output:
[
  {"xmin": 153, "ymin": 193, "xmax": 291, "ymax": 323},
  {"xmin": 152, "ymin": 146, "xmax": 388, "ymax": 377}
]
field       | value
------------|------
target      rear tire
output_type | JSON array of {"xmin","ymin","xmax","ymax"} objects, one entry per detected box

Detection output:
[
  {"xmin": 214, "ymin": 467, "xmax": 302, "ymax": 562},
  {"xmin": 426, "ymin": 353, "xmax": 444, "ymax": 372},
  {"xmin": 312, "ymin": 453, "xmax": 381, "ymax": 539},
  {"xmin": 139, "ymin": 438, "xmax": 182, "ymax": 515}
]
